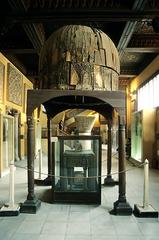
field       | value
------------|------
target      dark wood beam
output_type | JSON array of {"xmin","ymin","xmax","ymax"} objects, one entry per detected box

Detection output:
[
  {"xmin": 21, "ymin": 0, "xmax": 159, "ymax": 10},
  {"xmin": 1, "ymin": 49, "xmax": 37, "ymax": 54},
  {"xmin": 117, "ymin": 0, "xmax": 147, "ymax": 56},
  {"xmin": 120, "ymin": 67, "xmax": 138, "ymax": 76},
  {"xmin": 4, "ymin": 53, "xmax": 27, "ymax": 75},
  {"xmin": 125, "ymin": 47, "xmax": 159, "ymax": 53},
  {"xmin": 129, "ymin": 34, "xmax": 159, "ymax": 48},
  {"xmin": 1, "ymin": 10, "xmax": 159, "ymax": 23},
  {"xmin": 8, "ymin": 0, "xmax": 45, "ymax": 53},
  {"xmin": 120, "ymin": 73, "xmax": 137, "ymax": 78}
]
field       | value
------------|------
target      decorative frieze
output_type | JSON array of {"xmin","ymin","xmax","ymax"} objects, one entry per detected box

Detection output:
[
  {"xmin": 29, "ymin": 0, "xmax": 122, "ymax": 9},
  {"xmin": 129, "ymin": 34, "xmax": 159, "ymax": 48}
]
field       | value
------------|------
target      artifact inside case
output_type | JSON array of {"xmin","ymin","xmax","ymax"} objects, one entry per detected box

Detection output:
[{"xmin": 52, "ymin": 136, "xmax": 101, "ymax": 203}]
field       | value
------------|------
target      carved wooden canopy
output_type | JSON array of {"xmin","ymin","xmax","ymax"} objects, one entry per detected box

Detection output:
[{"xmin": 39, "ymin": 25, "xmax": 120, "ymax": 91}]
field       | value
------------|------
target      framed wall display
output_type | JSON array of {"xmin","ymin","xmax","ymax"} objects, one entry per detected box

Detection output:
[
  {"xmin": 0, "ymin": 62, "xmax": 5, "ymax": 103},
  {"xmin": 7, "ymin": 63, "xmax": 23, "ymax": 106}
]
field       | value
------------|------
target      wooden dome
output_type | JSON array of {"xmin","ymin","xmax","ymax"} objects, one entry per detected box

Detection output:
[{"xmin": 39, "ymin": 25, "xmax": 120, "ymax": 90}]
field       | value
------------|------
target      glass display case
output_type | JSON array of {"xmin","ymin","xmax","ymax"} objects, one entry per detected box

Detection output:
[
  {"xmin": 131, "ymin": 109, "xmax": 156, "ymax": 166},
  {"xmin": 52, "ymin": 135, "xmax": 101, "ymax": 203},
  {"xmin": 131, "ymin": 111, "xmax": 142, "ymax": 162}
]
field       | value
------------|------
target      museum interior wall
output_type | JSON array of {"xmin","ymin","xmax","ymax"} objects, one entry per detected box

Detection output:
[
  {"xmin": 0, "ymin": 52, "xmax": 33, "ymax": 177},
  {"xmin": 126, "ymin": 55, "xmax": 159, "ymax": 168}
]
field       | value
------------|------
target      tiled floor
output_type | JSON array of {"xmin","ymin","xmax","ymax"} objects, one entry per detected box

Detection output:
[{"xmin": 0, "ymin": 148, "xmax": 159, "ymax": 240}]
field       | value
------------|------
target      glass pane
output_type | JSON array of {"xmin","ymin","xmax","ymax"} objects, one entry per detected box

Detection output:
[
  {"xmin": 131, "ymin": 112, "xmax": 142, "ymax": 162},
  {"xmin": 54, "ymin": 136, "xmax": 100, "ymax": 193},
  {"xmin": 137, "ymin": 73, "xmax": 159, "ymax": 111}
]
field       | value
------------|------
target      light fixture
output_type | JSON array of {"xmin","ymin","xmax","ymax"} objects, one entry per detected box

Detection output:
[{"xmin": 130, "ymin": 90, "xmax": 136, "ymax": 102}]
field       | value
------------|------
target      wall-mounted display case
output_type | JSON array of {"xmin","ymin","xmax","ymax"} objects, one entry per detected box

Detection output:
[
  {"xmin": 131, "ymin": 109, "xmax": 156, "ymax": 167},
  {"xmin": 52, "ymin": 135, "xmax": 101, "ymax": 203},
  {"xmin": 131, "ymin": 111, "xmax": 142, "ymax": 162},
  {"xmin": 156, "ymin": 107, "xmax": 159, "ymax": 168}
]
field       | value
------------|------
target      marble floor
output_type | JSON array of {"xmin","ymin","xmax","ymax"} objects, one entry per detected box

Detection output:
[{"xmin": 0, "ymin": 148, "xmax": 159, "ymax": 240}]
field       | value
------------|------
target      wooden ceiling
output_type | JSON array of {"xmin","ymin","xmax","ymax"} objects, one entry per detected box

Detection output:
[{"xmin": 0, "ymin": 0, "xmax": 159, "ymax": 88}]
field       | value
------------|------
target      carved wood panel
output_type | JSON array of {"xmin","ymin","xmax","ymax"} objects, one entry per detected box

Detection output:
[{"xmin": 7, "ymin": 64, "xmax": 23, "ymax": 106}]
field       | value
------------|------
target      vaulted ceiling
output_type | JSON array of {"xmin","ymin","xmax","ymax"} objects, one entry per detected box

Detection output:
[{"xmin": 0, "ymin": 0, "xmax": 159, "ymax": 89}]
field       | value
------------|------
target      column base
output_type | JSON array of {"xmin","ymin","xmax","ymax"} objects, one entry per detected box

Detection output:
[
  {"xmin": 43, "ymin": 176, "xmax": 52, "ymax": 186},
  {"xmin": 109, "ymin": 199, "xmax": 133, "ymax": 215},
  {"xmin": 34, "ymin": 178, "xmax": 46, "ymax": 186},
  {"xmin": 34, "ymin": 176, "xmax": 52, "ymax": 186},
  {"xmin": 133, "ymin": 204, "xmax": 158, "ymax": 218},
  {"xmin": 0, "ymin": 204, "xmax": 20, "ymax": 216},
  {"xmin": 15, "ymin": 157, "xmax": 20, "ymax": 162},
  {"xmin": 103, "ymin": 176, "xmax": 118, "ymax": 186},
  {"xmin": 20, "ymin": 198, "xmax": 41, "ymax": 214}
]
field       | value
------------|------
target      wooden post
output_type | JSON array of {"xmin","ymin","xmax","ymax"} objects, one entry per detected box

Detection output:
[
  {"xmin": 48, "ymin": 116, "xmax": 52, "ymax": 176},
  {"xmin": 20, "ymin": 115, "xmax": 41, "ymax": 213},
  {"xmin": 110, "ymin": 116, "xmax": 132, "ymax": 215},
  {"xmin": 43, "ymin": 115, "xmax": 52, "ymax": 185},
  {"xmin": 38, "ymin": 149, "xmax": 42, "ymax": 180},
  {"xmin": 107, "ymin": 121, "xmax": 112, "ymax": 176},
  {"xmin": 104, "ymin": 120, "xmax": 117, "ymax": 186},
  {"xmin": 27, "ymin": 116, "xmax": 35, "ymax": 200},
  {"xmin": 118, "ymin": 123, "xmax": 126, "ymax": 202}
]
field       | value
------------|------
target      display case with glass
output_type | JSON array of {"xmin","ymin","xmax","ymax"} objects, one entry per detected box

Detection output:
[
  {"xmin": 52, "ymin": 135, "xmax": 101, "ymax": 203},
  {"xmin": 131, "ymin": 111, "xmax": 142, "ymax": 162},
  {"xmin": 131, "ymin": 109, "xmax": 156, "ymax": 166}
]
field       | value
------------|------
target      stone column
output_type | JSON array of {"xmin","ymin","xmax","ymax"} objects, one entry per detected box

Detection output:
[
  {"xmin": 20, "ymin": 115, "xmax": 41, "ymax": 213},
  {"xmin": 18, "ymin": 114, "xmax": 21, "ymax": 160},
  {"xmin": 3, "ymin": 118, "xmax": 9, "ymax": 168},
  {"xmin": 52, "ymin": 141, "xmax": 55, "ymax": 201},
  {"xmin": 14, "ymin": 112, "xmax": 20, "ymax": 161},
  {"xmin": 110, "ymin": 117, "xmax": 132, "ymax": 215},
  {"xmin": 104, "ymin": 120, "xmax": 116, "ymax": 186}
]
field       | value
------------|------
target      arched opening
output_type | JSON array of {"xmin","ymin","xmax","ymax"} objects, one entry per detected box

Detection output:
[{"xmin": 20, "ymin": 89, "xmax": 132, "ymax": 215}]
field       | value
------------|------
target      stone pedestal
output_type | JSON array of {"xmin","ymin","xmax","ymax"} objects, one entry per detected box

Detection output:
[
  {"xmin": 110, "ymin": 199, "xmax": 133, "ymax": 215},
  {"xmin": 20, "ymin": 199, "xmax": 41, "ymax": 214},
  {"xmin": 133, "ymin": 204, "xmax": 158, "ymax": 218}
]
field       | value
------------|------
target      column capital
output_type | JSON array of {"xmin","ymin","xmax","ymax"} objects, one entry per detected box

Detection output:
[{"xmin": 27, "ymin": 116, "xmax": 34, "ymax": 126}]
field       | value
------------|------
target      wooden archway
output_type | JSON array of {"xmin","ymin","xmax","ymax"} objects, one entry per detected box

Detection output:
[{"xmin": 20, "ymin": 89, "xmax": 132, "ymax": 215}]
